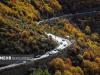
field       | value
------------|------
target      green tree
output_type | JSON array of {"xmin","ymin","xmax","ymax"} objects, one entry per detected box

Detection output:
[
  {"xmin": 50, "ymin": 58, "xmax": 65, "ymax": 70},
  {"xmin": 76, "ymin": 66, "xmax": 84, "ymax": 75},
  {"xmin": 77, "ymin": 54, "xmax": 84, "ymax": 62},
  {"xmin": 31, "ymin": 68, "xmax": 43, "ymax": 75},
  {"xmin": 43, "ymin": 69, "xmax": 51, "ymax": 75}
]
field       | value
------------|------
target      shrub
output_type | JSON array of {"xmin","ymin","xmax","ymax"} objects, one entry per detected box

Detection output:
[{"xmin": 30, "ymin": 68, "xmax": 51, "ymax": 75}]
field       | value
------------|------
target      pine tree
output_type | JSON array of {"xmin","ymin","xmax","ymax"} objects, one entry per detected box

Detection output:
[{"xmin": 31, "ymin": 68, "xmax": 43, "ymax": 75}]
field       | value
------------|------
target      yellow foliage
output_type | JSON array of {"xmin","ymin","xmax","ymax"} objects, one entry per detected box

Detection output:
[
  {"xmin": 28, "ymin": 36, "xmax": 34, "ymax": 43},
  {"xmin": 21, "ymin": 30, "xmax": 30, "ymax": 38},
  {"xmin": 0, "ymin": 15, "xmax": 5, "ymax": 23},
  {"xmin": 33, "ymin": 0, "xmax": 44, "ymax": 10},
  {"xmin": 63, "ymin": 22, "xmax": 85, "ymax": 40},
  {"xmin": 49, "ymin": 0, "xmax": 62, "ymax": 11},
  {"xmin": 86, "ymin": 40, "xmax": 98, "ymax": 49},
  {"xmin": 84, "ymin": 26, "xmax": 91, "ymax": 35},
  {"xmin": 12, "ymin": 2, "xmax": 39, "ymax": 20},
  {"xmin": 33, "ymin": 0, "xmax": 61, "ymax": 13},
  {"xmin": 54, "ymin": 70, "xmax": 62, "ymax": 75},
  {"xmin": 75, "ymin": 66, "xmax": 84, "ymax": 75},
  {"xmin": 33, "ymin": 0, "xmax": 53, "ymax": 13},
  {"xmin": 91, "ymin": 33, "xmax": 99, "ymax": 41},
  {"xmin": 83, "ymin": 60, "xmax": 99, "ymax": 71},
  {"xmin": 63, "ymin": 70, "xmax": 72, "ymax": 75},
  {"xmin": 70, "ymin": 67, "xmax": 78, "ymax": 73},
  {"xmin": 95, "ymin": 57, "xmax": 100, "ymax": 68},
  {"xmin": 64, "ymin": 64, "xmax": 72, "ymax": 70},
  {"xmin": 83, "ymin": 49, "xmax": 95, "ymax": 60},
  {"xmin": 95, "ymin": 57, "xmax": 100, "ymax": 63},
  {"xmin": 0, "ymin": 2, "xmax": 16, "ymax": 14},
  {"xmin": 44, "ymin": 4, "xmax": 53, "ymax": 13}
]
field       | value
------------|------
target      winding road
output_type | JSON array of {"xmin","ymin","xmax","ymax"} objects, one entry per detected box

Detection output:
[
  {"xmin": 36, "ymin": 10, "xmax": 100, "ymax": 25},
  {"xmin": 32, "ymin": 32, "xmax": 72, "ymax": 61},
  {"xmin": 0, "ymin": 32, "xmax": 72, "ymax": 71}
]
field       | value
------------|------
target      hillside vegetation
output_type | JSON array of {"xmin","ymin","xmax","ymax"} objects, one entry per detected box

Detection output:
[
  {"xmin": 0, "ymin": 0, "xmax": 61, "ymax": 54},
  {"xmin": 0, "ymin": 0, "xmax": 100, "ymax": 75}
]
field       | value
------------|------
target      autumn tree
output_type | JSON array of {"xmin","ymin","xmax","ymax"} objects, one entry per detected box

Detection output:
[
  {"xmin": 12, "ymin": 1, "xmax": 40, "ymax": 20},
  {"xmin": 50, "ymin": 58, "xmax": 65, "ymax": 70},
  {"xmin": 65, "ymin": 58, "xmax": 72, "ymax": 65},
  {"xmin": 44, "ymin": 4, "xmax": 53, "ymax": 13},
  {"xmin": 83, "ymin": 60, "xmax": 99, "ymax": 75},
  {"xmin": 63, "ymin": 70, "xmax": 72, "ymax": 75},
  {"xmin": 54, "ymin": 70, "xmax": 62, "ymax": 75},
  {"xmin": 49, "ymin": 0, "xmax": 62, "ymax": 11},
  {"xmin": 76, "ymin": 66, "xmax": 84, "ymax": 75},
  {"xmin": 95, "ymin": 57, "xmax": 100, "ymax": 67},
  {"xmin": 21, "ymin": 30, "xmax": 30, "ymax": 38},
  {"xmin": 95, "ymin": 57, "xmax": 100, "ymax": 63},
  {"xmin": 77, "ymin": 54, "xmax": 84, "ymax": 63},
  {"xmin": 83, "ymin": 49, "xmax": 95, "ymax": 60},
  {"xmin": 84, "ymin": 26, "xmax": 91, "ymax": 35},
  {"xmin": 91, "ymin": 33, "xmax": 99, "ymax": 41}
]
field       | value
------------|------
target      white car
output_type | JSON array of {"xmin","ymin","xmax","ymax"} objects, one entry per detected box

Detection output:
[
  {"xmin": 64, "ymin": 44, "xmax": 66, "ymax": 46},
  {"xmin": 35, "ymin": 55, "xmax": 41, "ymax": 58},
  {"xmin": 62, "ymin": 39, "xmax": 65, "ymax": 41}
]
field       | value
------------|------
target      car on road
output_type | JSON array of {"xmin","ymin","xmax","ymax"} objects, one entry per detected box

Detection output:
[
  {"xmin": 35, "ymin": 55, "xmax": 41, "ymax": 58},
  {"xmin": 48, "ymin": 52, "xmax": 53, "ymax": 55},
  {"xmin": 60, "ymin": 42, "xmax": 63, "ymax": 44},
  {"xmin": 54, "ymin": 49, "xmax": 57, "ymax": 51},
  {"xmin": 63, "ymin": 44, "xmax": 66, "ymax": 46},
  {"xmin": 62, "ymin": 39, "xmax": 65, "ymax": 41}
]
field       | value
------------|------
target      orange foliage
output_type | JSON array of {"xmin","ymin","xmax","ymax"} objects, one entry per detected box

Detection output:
[
  {"xmin": 83, "ymin": 49, "xmax": 95, "ymax": 60},
  {"xmin": 50, "ymin": 58, "xmax": 65, "ymax": 70},
  {"xmin": 65, "ymin": 58, "xmax": 72, "ymax": 65}
]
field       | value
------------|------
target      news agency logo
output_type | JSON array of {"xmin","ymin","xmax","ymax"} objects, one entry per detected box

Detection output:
[
  {"xmin": 0, "ymin": 56, "xmax": 11, "ymax": 60},
  {"xmin": 0, "ymin": 55, "xmax": 34, "ymax": 64},
  {"xmin": 0, "ymin": 0, "xmax": 16, "ymax": 3}
]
